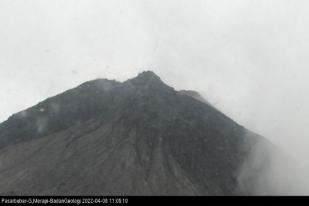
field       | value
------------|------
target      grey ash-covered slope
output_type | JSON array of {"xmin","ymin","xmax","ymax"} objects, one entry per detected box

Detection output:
[{"xmin": 0, "ymin": 71, "xmax": 266, "ymax": 195}]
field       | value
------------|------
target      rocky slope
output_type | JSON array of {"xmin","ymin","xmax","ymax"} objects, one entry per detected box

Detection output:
[{"xmin": 0, "ymin": 71, "xmax": 270, "ymax": 195}]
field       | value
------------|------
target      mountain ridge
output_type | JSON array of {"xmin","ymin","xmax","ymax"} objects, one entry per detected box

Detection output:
[{"xmin": 0, "ymin": 71, "xmax": 270, "ymax": 195}]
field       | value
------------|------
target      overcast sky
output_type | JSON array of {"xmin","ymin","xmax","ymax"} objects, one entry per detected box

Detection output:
[{"xmin": 0, "ymin": 0, "xmax": 309, "ymax": 160}]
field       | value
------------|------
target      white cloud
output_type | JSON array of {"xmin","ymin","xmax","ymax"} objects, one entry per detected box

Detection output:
[{"xmin": 0, "ymin": 0, "xmax": 309, "ymax": 193}]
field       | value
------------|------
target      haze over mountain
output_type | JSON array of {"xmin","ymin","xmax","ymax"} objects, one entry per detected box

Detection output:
[{"xmin": 0, "ymin": 71, "xmax": 273, "ymax": 195}]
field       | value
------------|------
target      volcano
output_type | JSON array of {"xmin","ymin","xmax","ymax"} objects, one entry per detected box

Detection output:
[{"xmin": 0, "ymin": 71, "xmax": 270, "ymax": 195}]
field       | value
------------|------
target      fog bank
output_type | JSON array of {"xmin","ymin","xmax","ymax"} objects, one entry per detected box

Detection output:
[{"xmin": 0, "ymin": 0, "xmax": 309, "ymax": 195}]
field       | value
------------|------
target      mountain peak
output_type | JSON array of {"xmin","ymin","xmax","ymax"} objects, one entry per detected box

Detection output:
[
  {"xmin": 124, "ymin": 71, "xmax": 167, "ymax": 89},
  {"xmin": 135, "ymin": 70, "xmax": 161, "ymax": 82},
  {"xmin": 0, "ymin": 70, "xmax": 270, "ymax": 195}
]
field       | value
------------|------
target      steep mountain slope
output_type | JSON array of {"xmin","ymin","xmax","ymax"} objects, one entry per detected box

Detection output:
[{"xmin": 0, "ymin": 71, "xmax": 269, "ymax": 195}]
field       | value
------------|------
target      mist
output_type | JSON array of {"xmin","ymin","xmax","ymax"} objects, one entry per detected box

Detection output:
[
  {"xmin": 0, "ymin": 0, "xmax": 309, "ymax": 195},
  {"xmin": 238, "ymin": 133, "xmax": 309, "ymax": 195}
]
